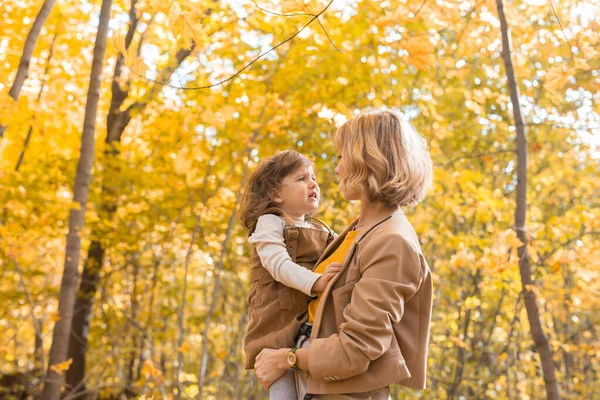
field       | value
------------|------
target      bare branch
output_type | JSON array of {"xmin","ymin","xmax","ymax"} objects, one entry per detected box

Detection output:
[
  {"xmin": 548, "ymin": 0, "xmax": 574, "ymax": 57},
  {"xmin": 412, "ymin": 0, "xmax": 428, "ymax": 18},
  {"xmin": 317, "ymin": 17, "xmax": 342, "ymax": 53},
  {"xmin": 439, "ymin": 149, "xmax": 515, "ymax": 167},
  {"xmin": 129, "ymin": 0, "xmax": 335, "ymax": 91},
  {"xmin": 251, "ymin": 1, "xmax": 316, "ymax": 17}
]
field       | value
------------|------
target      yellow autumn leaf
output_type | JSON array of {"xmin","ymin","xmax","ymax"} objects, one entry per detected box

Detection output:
[
  {"xmin": 577, "ymin": 41, "xmax": 599, "ymax": 59},
  {"xmin": 185, "ymin": 385, "xmax": 199, "ymax": 397},
  {"xmin": 113, "ymin": 32, "xmax": 136, "ymax": 66},
  {"xmin": 404, "ymin": 37, "xmax": 435, "ymax": 70},
  {"xmin": 191, "ymin": 25, "xmax": 207, "ymax": 48},
  {"xmin": 169, "ymin": 2, "xmax": 183, "ymax": 37},
  {"xmin": 50, "ymin": 358, "xmax": 73, "ymax": 374},
  {"xmin": 112, "ymin": 31, "xmax": 127, "ymax": 57},
  {"xmin": 49, "ymin": 311, "xmax": 61, "ymax": 322},
  {"xmin": 281, "ymin": 0, "xmax": 315, "ymax": 13},
  {"xmin": 220, "ymin": 105, "xmax": 236, "ymax": 121},
  {"xmin": 375, "ymin": 11, "xmax": 400, "ymax": 28},
  {"xmin": 168, "ymin": 3, "xmax": 202, "ymax": 50},
  {"xmin": 178, "ymin": 342, "xmax": 190, "ymax": 353},
  {"xmin": 574, "ymin": 58, "xmax": 590, "ymax": 71},
  {"xmin": 545, "ymin": 65, "xmax": 572, "ymax": 91},
  {"xmin": 141, "ymin": 359, "xmax": 163, "ymax": 378},
  {"xmin": 0, "ymin": 91, "xmax": 18, "ymax": 125},
  {"xmin": 131, "ymin": 57, "xmax": 148, "ymax": 77}
]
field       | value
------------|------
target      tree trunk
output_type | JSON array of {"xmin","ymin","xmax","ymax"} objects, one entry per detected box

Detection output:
[
  {"xmin": 41, "ymin": 0, "xmax": 113, "ymax": 397},
  {"xmin": 65, "ymin": 1, "xmax": 196, "ymax": 392},
  {"xmin": 15, "ymin": 22, "xmax": 59, "ymax": 171},
  {"xmin": 495, "ymin": 0, "xmax": 561, "ymax": 399},
  {"xmin": 0, "ymin": 0, "xmax": 56, "ymax": 139}
]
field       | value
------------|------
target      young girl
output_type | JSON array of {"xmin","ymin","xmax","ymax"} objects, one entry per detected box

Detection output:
[{"xmin": 241, "ymin": 150, "xmax": 340, "ymax": 399}]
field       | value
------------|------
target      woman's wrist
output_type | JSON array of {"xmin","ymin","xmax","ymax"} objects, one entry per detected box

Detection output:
[{"xmin": 279, "ymin": 348, "xmax": 292, "ymax": 370}]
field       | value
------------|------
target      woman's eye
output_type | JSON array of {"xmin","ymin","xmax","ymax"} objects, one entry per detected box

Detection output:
[{"xmin": 336, "ymin": 155, "xmax": 342, "ymax": 159}]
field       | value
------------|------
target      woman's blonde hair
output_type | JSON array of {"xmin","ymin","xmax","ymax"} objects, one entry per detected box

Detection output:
[
  {"xmin": 334, "ymin": 108, "xmax": 432, "ymax": 207},
  {"xmin": 240, "ymin": 150, "xmax": 314, "ymax": 233}
]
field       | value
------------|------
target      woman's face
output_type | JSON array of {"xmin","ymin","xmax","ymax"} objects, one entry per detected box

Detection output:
[{"xmin": 335, "ymin": 153, "xmax": 362, "ymax": 201}]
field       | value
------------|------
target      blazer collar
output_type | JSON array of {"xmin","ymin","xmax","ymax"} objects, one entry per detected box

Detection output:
[
  {"xmin": 312, "ymin": 207, "xmax": 405, "ymax": 271},
  {"xmin": 352, "ymin": 207, "xmax": 404, "ymax": 245}
]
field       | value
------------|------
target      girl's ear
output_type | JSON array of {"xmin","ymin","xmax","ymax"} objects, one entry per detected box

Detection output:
[
  {"xmin": 271, "ymin": 189, "xmax": 283, "ymax": 204},
  {"xmin": 269, "ymin": 187, "xmax": 283, "ymax": 204}
]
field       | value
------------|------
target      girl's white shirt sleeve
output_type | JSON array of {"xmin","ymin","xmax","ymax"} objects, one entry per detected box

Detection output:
[{"xmin": 248, "ymin": 214, "xmax": 321, "ymax": 296}]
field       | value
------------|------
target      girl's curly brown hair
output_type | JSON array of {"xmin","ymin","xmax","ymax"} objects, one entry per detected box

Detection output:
[{"xmin": 240, "ymin": 150, "xmax": 314, "ymax": 233}]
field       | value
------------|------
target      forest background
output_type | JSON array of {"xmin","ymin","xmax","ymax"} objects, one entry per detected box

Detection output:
[{"xmin": 1, "ymin": 0, "xmax": 599, "ymax": 399}]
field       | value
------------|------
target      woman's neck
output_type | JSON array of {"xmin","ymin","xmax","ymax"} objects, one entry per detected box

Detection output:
[{"xmin": 356, "ymin": 197, "xmax": 398, "ymax": 230}]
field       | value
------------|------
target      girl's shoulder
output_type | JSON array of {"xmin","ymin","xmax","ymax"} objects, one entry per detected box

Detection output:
[{"xmin": 254, "ymin": 213, "xmax": 286, "ymax": 233}]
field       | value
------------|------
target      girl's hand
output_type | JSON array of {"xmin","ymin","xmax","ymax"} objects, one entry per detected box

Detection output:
[
  {"xmin": 311, "ymin": 262, "xmax": 343, "ymax": 293},
  {"xmin": 255, "ymin": 348, "xmax": 289, "ymax": 390}
]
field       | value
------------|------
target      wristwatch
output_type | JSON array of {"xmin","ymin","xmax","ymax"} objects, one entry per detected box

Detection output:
[{"xmin": 287, "ymin": 347, "xmax": 300, "ymax": 371}]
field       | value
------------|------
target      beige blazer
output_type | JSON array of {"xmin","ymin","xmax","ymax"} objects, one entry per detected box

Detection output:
[{"xmin": 305, "ymin": 208, "xmax": 433, "ymax": 394}]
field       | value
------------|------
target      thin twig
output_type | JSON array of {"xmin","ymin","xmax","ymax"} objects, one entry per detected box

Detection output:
[
  {"xmin": 412, "ymin": 0, "xmax": 428, "ymax": 18},
  {"xmin": 440, "ymin": 148, "xmax": 515, "ymax": 166},
  {"xmin": 548, "ymin": 0, "xmax": 574, "ymax": 56},
  {"xmin": 129, "ymin": 0, "xmax": 335, "ymax": 90},
  {"xmin": 251, "ymin": 1, "xmax": 316, "ymax": 17},
  {"xmin": 317, "ymin": 17, "xmax": 342, "ymax": 53}
]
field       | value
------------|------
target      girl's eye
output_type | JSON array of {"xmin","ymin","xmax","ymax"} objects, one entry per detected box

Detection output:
[
  {"xmin": 337, "ymin": 155, "xmax": 342, "ymax": 159},
  {"xmin": 299, "ymin": 177, "xmax": 305, "ymax": 181}
]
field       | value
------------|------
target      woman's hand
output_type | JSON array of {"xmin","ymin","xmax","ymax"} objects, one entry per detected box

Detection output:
[
  {"xmin": 254, "ymin": 348, "xmax": 290, "ymax": 390},
  {"xmin": 311, "ymin": 262, "xmax": 343, "ymax": 293}
]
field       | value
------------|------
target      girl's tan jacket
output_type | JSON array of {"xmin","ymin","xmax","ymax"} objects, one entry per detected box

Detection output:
[{"xmin": 305, "ymin": 208, "xmax": 433, "ymax": 394}]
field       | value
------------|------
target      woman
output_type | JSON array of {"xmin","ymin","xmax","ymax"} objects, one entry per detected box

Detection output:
[{"xmin": 254, "ymin": 108, "xmax": 434, "ymax": 399}]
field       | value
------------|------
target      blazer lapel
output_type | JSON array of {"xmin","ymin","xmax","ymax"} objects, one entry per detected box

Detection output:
[{"xmin": 311, "ymin": 208, "xmax": 404, "ymax": 338}]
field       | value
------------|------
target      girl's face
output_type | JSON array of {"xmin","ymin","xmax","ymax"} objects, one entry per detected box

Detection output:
[
  {"xmin": 272, "ymin": 164, "xmax": 320, "ymax": 218},
  {"xmin": 335, "ymin": 152, "xmax": 362, "ymax": 201}
]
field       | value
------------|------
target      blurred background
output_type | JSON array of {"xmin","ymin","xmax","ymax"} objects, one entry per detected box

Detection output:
[{"xmin": 0, "ymin": 0, "xmax": 598, "ymax": 398}]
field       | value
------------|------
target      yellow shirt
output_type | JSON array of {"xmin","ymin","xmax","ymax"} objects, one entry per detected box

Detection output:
[{"xmin": 308, "ymin": 229, "xmax": 359, "ymax": 323}]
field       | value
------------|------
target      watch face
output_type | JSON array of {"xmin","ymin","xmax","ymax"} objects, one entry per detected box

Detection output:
[{"xmin": 287, "ymin": 352, "xmax": 296, "ymax": 366}]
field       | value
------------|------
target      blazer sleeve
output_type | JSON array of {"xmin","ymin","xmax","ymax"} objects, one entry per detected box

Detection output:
[{"xmin": 308, "ymin": 232, "xmax": 424, "ymax": 381}]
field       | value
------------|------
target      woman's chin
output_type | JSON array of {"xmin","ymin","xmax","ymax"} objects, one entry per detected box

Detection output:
[{"xmin": 341, "ymin": 190, "xmax": 361, "ymax": 201}]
